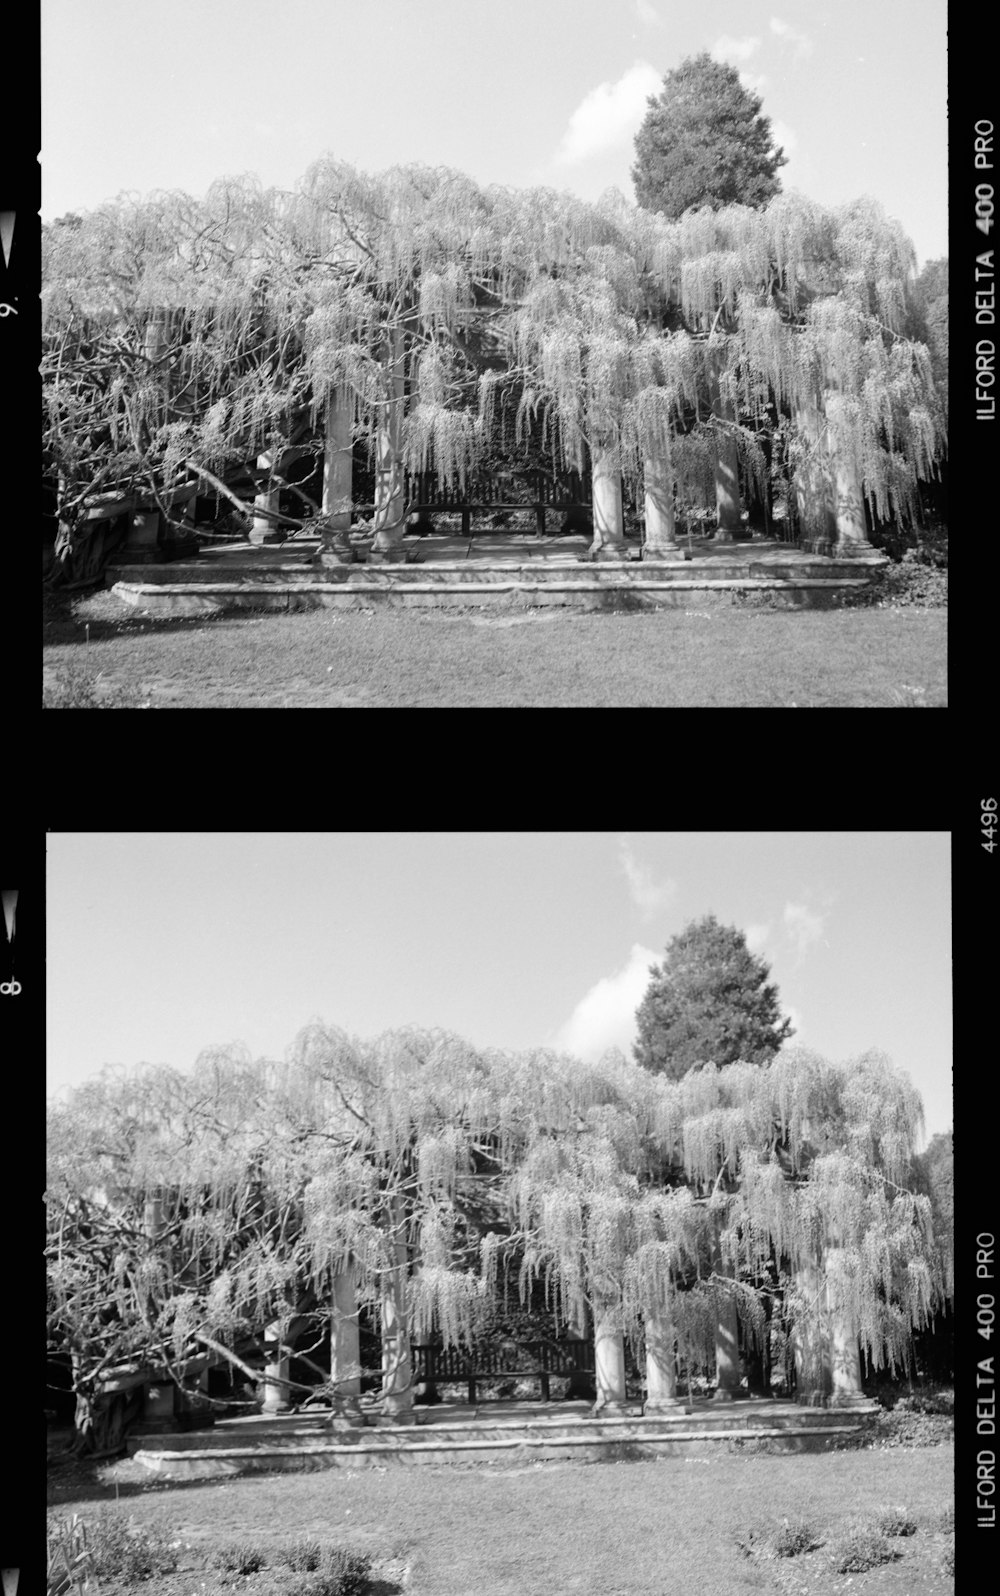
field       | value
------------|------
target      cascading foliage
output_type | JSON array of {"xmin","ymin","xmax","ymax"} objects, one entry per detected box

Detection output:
[{"xmin": 43, "ymin": 158, "xmax": 945, "ymax": 573}]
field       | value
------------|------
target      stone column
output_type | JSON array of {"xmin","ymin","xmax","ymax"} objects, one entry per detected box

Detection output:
[
  {"xmin": 380, "ymin": 1201, "xmax": 416, "ymax": 1424},
  {"xmin": 369, "ymin": 329, "xmax": 407, "ymax": 563},
  {"xmin": 589, "ymin": 450, "xmax": 627, "ymax": 559},
  {"xmin": 316, "ymin": 389, "xmax": 355, "ymax": 566},
  {"xmin": 261, "ymin": 1321, "xmax": 293, "ymax": 1415},
  {"xmin": 791, "ymin": 1261, "xmax": 831, "ymax": 1406},
  {"xmin": 714, "ymin": 1285, "xmax": 742, "ymax": 1401},
  {"xmin": 330, "ymin": 1264, "xmax": 366, "ymax": 1426},
  {"xmin": 592, "ymin": 1308, "xmax": 628, "ymax": 1415},
  {"xmin": 642, "ymin": 455, "xmax": 679, "ymax": 556},
  {"xmin": 708, "ymin": 340, "xmax": 742, "ymax": 543},
  {"xmin": 793, "ymin": 397, "xmax": 836, "ymax": 553},
  {"xmin": 825, "ymin": 1246, "xmax": 868, "ymax": 1406},
  {"xmin": 824, "ymin": 391, "xmax": 875, "ymax": 555},
  {"xmin": 251, "ymin": 453, "xmax": 285, "ymax": 546},
  {"xmin": 643, "ymin": 1312, "xmax": 683, "ymax": 1415}
]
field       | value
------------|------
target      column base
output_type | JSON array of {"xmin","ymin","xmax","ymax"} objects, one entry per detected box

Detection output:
[
  {"xmin": 643, "ymin": 1397, "xmax": 685, "ymax": 1415},
  {"xmin": 711, "ymin": 1388, "xmax": 741, "ymax": 1402},
  {"xmin": 590, "ymin": 543, "xmax": 629, "ymax": 562},
  {"xmin": 643, "ymin": 543, "xmax": 679, "ymax": 559},
  {"xmin": 327, "ymin": 1407, "xmax": 369, "ymax": 1431},
  {"xmin": 829, "ymin": 1390, "xmax": 872, "ymax": 1408},
  {"xmin": 314, "ymin": 547, "xmax": 355, "ymax": 568},
  {"xmin": 249, "ymin": 529, "xmax": 285, "ymax": 546},
  {"xmin": 366, "ymin": 545, "xmax": 405, "ymax": 565},
  {"xmin": 591, "ymin": 1399, "xmax": 629, "ymax": 1417},
  {"xmin": 832, "ymin": 541, "xmax": 877, "ymax": 558}
]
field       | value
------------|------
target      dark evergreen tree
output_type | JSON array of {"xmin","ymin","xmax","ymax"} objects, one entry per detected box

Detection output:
[
  {"xmin": 631, "ymin": 53, "xmax": 786, "ymax": 219},
  {"xmin": 633, "ymin": 913, "xmax": 794, "ymax": 1079}
]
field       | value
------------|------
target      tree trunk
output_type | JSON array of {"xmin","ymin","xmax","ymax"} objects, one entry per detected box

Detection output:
[
  {"xmin": 642, "ymin": 454, "xmax": 679, "ymax": 556},
  {"xmin": 589, "ymin": 450, "xmax": 626, "ymax": 559},
  {"xmin": 369, "ymin": 330, "xmax": 407, "ymax": 563}
]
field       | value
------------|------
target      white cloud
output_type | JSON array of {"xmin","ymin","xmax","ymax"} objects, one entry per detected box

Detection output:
[
  {"xmin": 770, "ymin": 17, "xmax": 814, "ymax": 57},
  {"xmin": 618, "ymin": 835, "xmax": 677, "ymax": 920},
  {"xmin": 783, "ymin": 902, "xmax": 825, "ymax": 961},
  {"xmin": 711, "ymin": 35, "xmax": 762, "ymax": 65},
  {"xmin": 634, "ymin": 0, "xmax": 662, "ymax": 24},
  {"xmin": 554, "ymin": 61, "xmax": 662, "ymax": 166},
  {"xmin": 771, "ymin": 119, "xmax": 798, "ymax": 156},
  {"xmin": 782, "ymin": 1004, "xmax": 804, "ymax": 1041},
  {"xmin": 745, "ymin": 922, "xmax": 772, "ymax": 954},
  {"xmin": 551, "ymin": 943, "xmax": 660, "ymax": 1063}
]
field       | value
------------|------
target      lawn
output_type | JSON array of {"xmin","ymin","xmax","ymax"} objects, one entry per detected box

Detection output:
[
  {"xmin": 48, "ymin": 1441, "xmax": 954, "ymax": 1596},
  {"xmin": 43, "ymin": 593, "xmax": 947, "ymax": 708}
]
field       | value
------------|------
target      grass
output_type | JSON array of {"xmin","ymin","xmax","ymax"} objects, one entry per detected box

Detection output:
[
  {"xmin": 48, "ymin": 1442, "xmax": 954, "ymax": 1596},
  {"xmin": 43, "ymin": 594, "xmax": 947, "ymax": 707}
]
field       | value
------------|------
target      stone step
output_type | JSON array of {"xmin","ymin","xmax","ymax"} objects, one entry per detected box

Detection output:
[
  {"xmin": 108, "ymin": 576, "xmax": 872, "ymax": 617},
  {"xmin": 129, "ymin": 1402, "xmax": 877, "ymax": 1477},
  {"xmin": 108, "ymin": 558, "xmax": 878, "ymax": 586}
]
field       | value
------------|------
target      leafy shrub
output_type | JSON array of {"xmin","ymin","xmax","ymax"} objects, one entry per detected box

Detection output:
[
  {"xmin": 47, "ymin": 1513, "xmax": 92, "ymax": 1595},
  {"xmin": 828, "ymin": 1518, "xmax": 899, "ymax": 1573},
  {"xmin": 940, "ymin": 1540, "xmax": 955, "ymax": 1576},
  {"xmin": 937, "ymin": 1502, "xmax": 955, "ymax": 1533},
  {"xmin": 323, "ymin": 1546, "xmax": 374, "ymax": 1594},
  {"xmin": 735, "ymin": 1517, "xmax": 818, "ymax": 1559},
  {"xmin": 211, "ymin": 1542, "xmax": 268, "ymax": 1574},
  {"xmin": 280, "ymin": 1539, "xmax": 324, "ymax": 1571},
  {"xmin": 49, "ymin": 1509, "xmax": 178, "ymax": 1584},
  {"xmin": 771, "ymin": 1516, "xmax": 820, "ymax": 1557},
  {"xmin": 44, "ymin": 661, "xmax": 152, "ymax": 708},
  {"xmin": 863, "ymin": 561, "xmax": 948, "ymax": 609},
  {"xmin": 874, "ymin": 1503, "xmax": 917, "ymax": 1537}
]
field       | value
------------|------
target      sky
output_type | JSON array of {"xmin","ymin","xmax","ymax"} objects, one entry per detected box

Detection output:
[
  {"xmin": 40, "ymin": 0, "xmax": 948, "ymax": 271},
  {"xmin": 46, "ymin": 832, "xmax": 952, "ymax": 1149}
]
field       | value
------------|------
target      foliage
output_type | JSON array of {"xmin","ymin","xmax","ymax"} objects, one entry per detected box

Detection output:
[
  {"xmin": 43, "ymin": 661, "xmax": 153, "ymax": 708},
  {"xmin": 322, "ymin": 1548, "xmax": 374, "ymax": 1595},
  {"xmin": 908, "ymin": 257, "xmax": 948, "ymax": 420},
  {"xmin": 279, "ymin": 1540, "xmax": 324, "ymax": 1571},
  {"xmin": 873, "ymin": 1503, "xmax": 918, "ymax": 1536},
  {"xmin": 211, "ymin": 1543, "xmax": 267, "ymax": 1573},
  {"xmin": 48, "ymin": 1025, "xmax": 945, "ymax": 1447},
  {"xmin": 43, "ymin": 160, "xmax": 945, "ymax": 583},
  {"xmin": 827, "ymin": 1518, "xmax": 900, "ymax": 1573},
  {"xmin": 633, "ymin": 914, "xmax": 793, "ymax": 1079},
  {"xmin": 48, "ymin": 1509, "xmax": 178, "ymax": 1587},
  {"xmin": 632, "ymin": 54, "xmax": 786, "ymax": 219},
  {"xmin": 912, "ymin": 1131, "xmax": 953, "ymax": 1296}
]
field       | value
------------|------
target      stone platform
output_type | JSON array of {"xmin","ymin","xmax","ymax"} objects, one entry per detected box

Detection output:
[
  {"xmin": 129, "ymin": 1397, "xmax": 878, "ymax": 1478},
  {"xmin": 106, "ymin": 534, "xmax": 886, "ymax": 616}
]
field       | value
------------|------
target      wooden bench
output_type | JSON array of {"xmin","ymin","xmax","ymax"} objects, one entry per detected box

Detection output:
[{"xmin": 411, "ymin": 1339, "xmax": 594, "ymax": 1404}]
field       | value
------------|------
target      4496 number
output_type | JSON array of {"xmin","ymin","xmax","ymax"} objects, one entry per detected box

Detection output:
[{"xmin": 984, "ymin": 797, "xmax": 997, "ymax": 852}]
